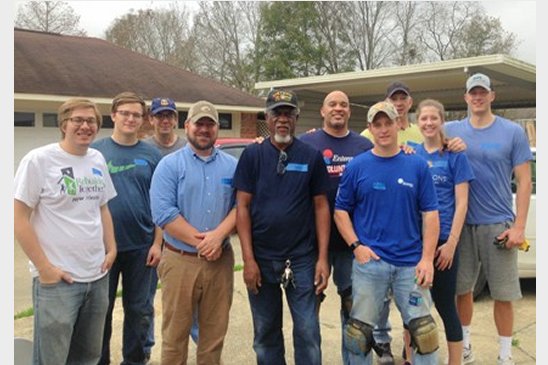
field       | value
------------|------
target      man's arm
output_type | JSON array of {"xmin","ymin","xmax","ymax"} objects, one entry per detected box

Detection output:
[
  {"xmin": 503, "ymin": 161, "xmax": 532, "ymax": 247},
  {"xmin": 313, "ymin": 194, "xmax": 330, "ymax": 294},
  {"xmin": 446, "ymin": 137, "xmax": 467, "ymax": 152},
  {"xmin": 147, "ymin": 226, "xmax": 163, "ymax": 267},
  {"xmin": 416, "ymin": 210, "xmax": 440, "ymax": 288},
  {"xmin": 100, "ymin": 203, "xmax": 117, "ymax": 273},
  {"xmin": 196, "ymin": 208, "xmax": 237, "ymax": 260},
  {"xmin": 334, "ymin": 209, "xmax": 380, "ymax": 264},
  {"xmin": 236, "ymin": 190, "xmax": 261, "ymax": 294}
]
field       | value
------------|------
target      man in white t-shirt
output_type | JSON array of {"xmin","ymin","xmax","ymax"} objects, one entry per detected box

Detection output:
[{"xmin": 14, "ymin": 98, "xmax": 117, "ymax": 365}]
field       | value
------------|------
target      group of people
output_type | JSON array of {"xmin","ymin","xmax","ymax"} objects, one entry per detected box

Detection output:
[{"xmin": 14, "ymin": 72, "xmax": 532, "ymax": 365}]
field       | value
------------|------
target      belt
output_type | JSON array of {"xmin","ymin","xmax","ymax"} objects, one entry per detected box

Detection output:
[{"xmin": 164, "ymin": 242, "xmax": 199, "ymax": 257}]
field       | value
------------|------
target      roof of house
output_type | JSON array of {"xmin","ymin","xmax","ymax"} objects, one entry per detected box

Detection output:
[{"xmin": 14, "ymin": 28, "xmax": 264, "ymax": 110}]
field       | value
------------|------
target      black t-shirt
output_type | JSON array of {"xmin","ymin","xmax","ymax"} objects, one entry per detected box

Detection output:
[{"xmin": 233, "ymin": 138, "xmax": 330, "ymax": 260}]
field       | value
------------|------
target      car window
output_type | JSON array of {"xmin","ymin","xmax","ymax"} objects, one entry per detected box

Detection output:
[
  {"xmin": 219, "ymin": 145, "xmax": 246, "ymax": 160},
  {"xmin": 511, "ymin": 151, "xmax": 536, "ymax": 194}
]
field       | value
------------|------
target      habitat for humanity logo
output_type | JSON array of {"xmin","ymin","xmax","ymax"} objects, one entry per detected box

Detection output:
[
  {"xmin": 58, "ymin": 167, "xmax": 106, "ymax": 197},
  {"xmin": 397, "ymin": 177, "xmax": 414, "ymax": 188}
]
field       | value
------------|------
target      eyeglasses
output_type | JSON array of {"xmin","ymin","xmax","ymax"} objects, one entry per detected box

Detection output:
[
  {"xmin": 277, "ymin": 150, "xmax": 288, "ymax": 175},
  {"xmin": 116, "ymin": 110, "xmax": 143, "ymax": 119},
  {"xmin": 66, "ymin": 117, "xmax": 98, "ymax": 126},
  {"xmin": 153, "ymin": 112, "xmax": 176, "ymax": 120}
]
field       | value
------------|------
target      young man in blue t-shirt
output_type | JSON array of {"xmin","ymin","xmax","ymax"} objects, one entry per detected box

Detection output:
[
  {"xmin": 335, "ymin": 101, "xmax": 440, "ymax": 365},
  {"xmin": 444, "ymin": 73, "xmax": 533, "ymax": 365}
]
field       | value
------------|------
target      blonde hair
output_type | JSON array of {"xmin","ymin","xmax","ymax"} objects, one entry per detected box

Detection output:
[
  {"xmin": 58, "ymin": 98, "xmax": 102, "ymax": 138},
  {"xmin": 111, "ymin": 91, "xmax": 146, "ymax": 114},
  {"xmin": 416, "ymin": 99, "xmax": 448, "ymax": 152}
]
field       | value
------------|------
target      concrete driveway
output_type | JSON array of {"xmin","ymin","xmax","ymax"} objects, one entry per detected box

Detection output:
[{"xmin": 14, "ymin": 238, "xmax": 536, "ymax": 364}]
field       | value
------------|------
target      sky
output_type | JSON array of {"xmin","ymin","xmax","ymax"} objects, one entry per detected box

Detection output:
[{"xmin": 62, "ymin": 0, "xmax": 537, "ymax": 65}]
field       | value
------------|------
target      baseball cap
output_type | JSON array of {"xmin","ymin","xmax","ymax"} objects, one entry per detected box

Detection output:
[
  {"xmin": 265, "ymin": 89, "xmax": 299, "ymax": 111},
  {"xmin": 386, "ymin": 81, "xmax": 411, "ymax": 98},
  {"xmin": 188, "ymin": 100, "xmax": 219, "ymax": 124},
  {"xmin": 150, "ymin": 97, "xmax": 177, "ymax": 115},
  {"xmin": 466, "ymin": 73, "xmax": 491, "ymax": 93},
  {"xmin": 367, "ymin": 101, "xmax": 399, "ymax": 124}
]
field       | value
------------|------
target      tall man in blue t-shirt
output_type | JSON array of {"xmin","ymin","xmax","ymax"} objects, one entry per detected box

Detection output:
[
  {"xmin": 335, "ymin": 101, "xmax": 440, "ymax": 365},
  {"xmin": 445, "ymin": 73, "xmax": 533, "ymax": 365},
  {"xmin": 92, "ymin": 91, "xmax": 163, "ymax": 365},
  {"xmin": 234, "ymin": 89, "xmax": 331, "ymax": 365},
  {"xmin": 300, "ymin": 90, "xmax": 373, "ymax": 365}
]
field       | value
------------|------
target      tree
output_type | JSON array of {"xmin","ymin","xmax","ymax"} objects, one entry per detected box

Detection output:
[
  {"xmin": 391, "ymin": 2, "xmax": 424, "ymax": 65},
  {"xmin": 105, "ymin": 4, "xmax": 195, "ymax": 71},
  {"xmin": 456, "ymin": 14, "xmax": 518, "ymax": 58},
  {"xmin": 15, "ymin": 1, "xmax": 86, "ymax": 36},
  {"xmin": 191, "ymin": 1, "xmax": 260, "ymax": 92}
]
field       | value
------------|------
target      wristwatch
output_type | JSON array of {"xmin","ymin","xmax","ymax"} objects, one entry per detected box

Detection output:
[{"xmin": 350, "ymin": 241, "xmax": 361, "ymax": 251}]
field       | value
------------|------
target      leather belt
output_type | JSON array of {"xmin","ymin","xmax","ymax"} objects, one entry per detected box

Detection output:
[{"xmin": 164, "ymin": 242, "xmax": 199, "ymax": 257}]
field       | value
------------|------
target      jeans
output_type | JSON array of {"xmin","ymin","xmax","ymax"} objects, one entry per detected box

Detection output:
[
  {"xmin": 249, "ymin": 254, "xmax": 321, "ymax": 365},
  {"xmin": 348, "ymin": 259, "xmax": 438, "ymax": 365},
  {"xmin": 374, "ymin": 291, "xmax": 393, "ymax": 344},
  {"xmin": 99, "ymin": 248, "xmax": 153, "ymax": 365},
  {"xmin": 32, "ymin": 274, "xmax": 109, "ymax": 365},
  {"xmin": 328, "ymin": 249, "xmax": 353, "ymax": 365}
]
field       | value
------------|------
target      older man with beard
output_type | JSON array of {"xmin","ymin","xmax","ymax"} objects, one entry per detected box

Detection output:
[
  {"xmin": 234, "ymin": 89, "xmax": 331, "ymax": 365},
  {"xmin": 150, "ymin": 100, "xmax": 237, "ymax": 365}
]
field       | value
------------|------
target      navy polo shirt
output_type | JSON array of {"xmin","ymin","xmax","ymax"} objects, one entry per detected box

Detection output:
[{"xmin": 233, "ymin": 138, "xmax": 330, "ymax": 260}]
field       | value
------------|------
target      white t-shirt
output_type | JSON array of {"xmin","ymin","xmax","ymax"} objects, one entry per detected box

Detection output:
[{"xmin": 14, "ymin": 143, "xmax": 117, "ymax": 282}]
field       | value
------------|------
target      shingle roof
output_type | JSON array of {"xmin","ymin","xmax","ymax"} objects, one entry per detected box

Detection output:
[{"xmin": 14, "ymin": 28, "xmax": 264, "ymax": 108}]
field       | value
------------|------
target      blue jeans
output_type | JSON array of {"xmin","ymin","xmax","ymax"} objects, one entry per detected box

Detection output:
[
  {"xmin": 32, "ymin": 274, "xmax": 109, "ymax": 365},
  {"xmin": 348, "ymin": 259, "xmax": 438, "ymax": 365},
  {"xmin": 374, "ymin": 290, "xmax": 393, "ymax": 344},
  {"xmin": 99, "ymin": 249, "xmax": 153, "ymax": 365},
  {"xmin": 328, "ymin": 249, "xmax": 353, "ymax": 365},
  {"xmin": 248, "ymin": 255, "xmax": 321, "ymax": 365}
]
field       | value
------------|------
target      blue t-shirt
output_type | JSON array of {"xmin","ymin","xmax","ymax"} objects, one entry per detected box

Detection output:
[
  {"xmin": 299, "ymin": 129, "xmax": 373, "ymax": 250},
  {"xmin": 445, "ymin": 116, "xmax": 532, "ymax": 224},
  {"xmin": 91, "ymin": 137, "xmax": 162, "ymax": 252},
  {"xmin": 415, "ymin": 146, "xmax": 475, "ymax": 240},
  {"xmin": 335, "ymin": 150, "xmax": 438, "ymax": 266},
  {"xmin": 150, "ymin": 145, "xmax": 237, "ymax": 253},
  {"xmin": 233, "ymin": 138, "xmax": 330, "ymax": 260}
]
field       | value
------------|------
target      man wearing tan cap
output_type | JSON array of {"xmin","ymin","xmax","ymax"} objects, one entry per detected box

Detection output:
[
  {"xmin": 335, "ymin": 101, "xmax": 440, "ymax": 365},
  {"xmin": 150, "ymin": 100, "xmax": 238, "ymax": 364}
]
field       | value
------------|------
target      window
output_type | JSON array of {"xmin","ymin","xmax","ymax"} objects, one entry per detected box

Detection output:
[
  {"xmin": 219, "ymin": 113, "xmax": 232, "ymax": 130},
  {"xmin": 15, "ymin": 112, "xmax": 34, "ymax": 127},
  {"xmin": 177, "ymin": 112, "xmax": 188, "ymax": 129},
  {"xmin": 101, "ymin": 115, "xmax": 114, "ymax": 129},
  {"xmin": 43, "ymin": 113, "xmax": 58, "ymax": 127}
]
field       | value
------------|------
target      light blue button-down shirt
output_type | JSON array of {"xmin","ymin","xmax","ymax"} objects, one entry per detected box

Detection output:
[{"xmin": 150, "ymin": 144, "xmax": 237, "ymax": 253}]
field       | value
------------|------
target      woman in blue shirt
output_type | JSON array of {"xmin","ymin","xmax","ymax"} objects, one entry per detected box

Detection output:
[{"xmin": 413, "ymin": 99, "xmax": 475, "ymax": 365}]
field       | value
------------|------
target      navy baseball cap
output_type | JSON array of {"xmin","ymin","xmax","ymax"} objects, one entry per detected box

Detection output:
[{"xmin": 150, "ymin": 97, "xmax": 177, "ymax": 115}]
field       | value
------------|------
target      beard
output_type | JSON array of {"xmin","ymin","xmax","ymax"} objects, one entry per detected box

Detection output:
[
  {"xmin": 273, "ymin": 133, "xmax": 292, "ymax": 144},
  {"xmin": 188, "ymin": 134, "xmax": 215, "ymax": 151}
]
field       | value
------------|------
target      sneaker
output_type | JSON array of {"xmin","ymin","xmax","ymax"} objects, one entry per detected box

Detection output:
[
  {"xmin": 497, "ymin": 356, "xmax": 515, "ymax": 365},
  {"xmin": 463, "ymin": 345, "xmax": 475, "ymax": 364},
  {"xmin": 372, "ymin": 342, "xmax": 395, "ymax": 365}
]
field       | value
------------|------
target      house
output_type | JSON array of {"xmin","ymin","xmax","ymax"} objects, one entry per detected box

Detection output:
[{"xmin": 14, "ymin": 28, "xmax": 264, "ymax": 168}]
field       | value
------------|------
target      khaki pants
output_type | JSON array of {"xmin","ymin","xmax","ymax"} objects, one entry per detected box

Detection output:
[{"xmin": 158, "ymin": 246, "xmax": 234, "ymax": 365}]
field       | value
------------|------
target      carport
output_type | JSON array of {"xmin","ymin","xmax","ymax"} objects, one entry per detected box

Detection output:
[{"xmin": 255, "ymin": 54, "xmax": 536, "ymax": 136}]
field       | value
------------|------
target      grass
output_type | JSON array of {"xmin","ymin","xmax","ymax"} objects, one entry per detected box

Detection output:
[{"xmin": 15, "ymin": 265, "xmax": 240, "ymax": 320}]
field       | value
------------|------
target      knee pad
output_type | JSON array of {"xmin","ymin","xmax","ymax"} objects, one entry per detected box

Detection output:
[
  {"xmin": 340, "ymin": 286, "xmax": 352, "ymax": 320},
  {"xmin": 408, "ymin": 315, "xmax": 439, "ymax": 355},
  {"xmin": 343, "ymin": 317, "xmax": 374, "ymax": 356}
]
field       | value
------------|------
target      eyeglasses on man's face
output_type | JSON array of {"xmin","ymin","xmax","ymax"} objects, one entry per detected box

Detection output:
[
  {"xmin": 154, "ymin": 112, "xmax": 176, "ymax": 120},
  {"xmin": 116, "ymin": 110, "xmax": 143, "ymax": 119},
  {"xmin": 277, "ymin": 150, "xmax": 288, "ymax": 175},
  {"xmin": 66, "ymin": 117, "xmax": 98, "ymax": 126},
  {"xmin": 270, "ymin": 108, "xmax": 298, "ymax": 119}
]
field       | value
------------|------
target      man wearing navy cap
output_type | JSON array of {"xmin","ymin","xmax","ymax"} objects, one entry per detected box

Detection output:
[{"xmin": 234, "ymin": 89, "xmax": 331, "ymax": 364}]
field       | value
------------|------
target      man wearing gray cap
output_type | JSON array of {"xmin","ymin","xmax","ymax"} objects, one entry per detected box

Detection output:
[
  {"xmin": 150, "ymin": 100, "xmax": 238, "ymax": 364},
  {"xmin": 335, "ymin": 101, "xmax": 440, "ymax": 365},
  {"xmin": 444, "ymin": 73, "xmax": 533, "ymax": 365}
]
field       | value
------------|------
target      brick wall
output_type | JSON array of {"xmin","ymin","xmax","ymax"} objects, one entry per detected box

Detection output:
[{"xmin": 240, "ymin": 112, "xmax": 258, "ymax": 138}]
